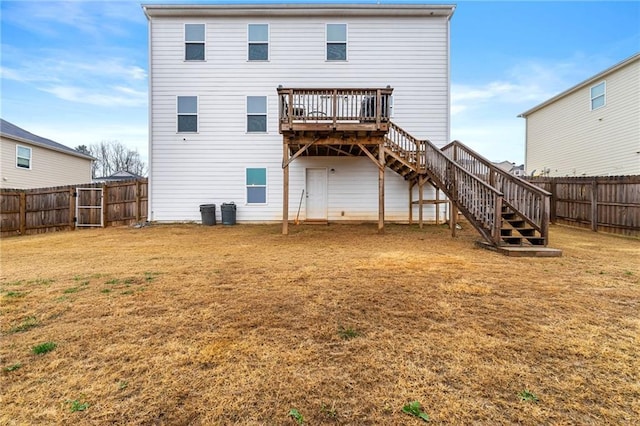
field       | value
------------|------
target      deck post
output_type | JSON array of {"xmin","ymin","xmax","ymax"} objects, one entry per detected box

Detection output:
[
  {"xmin": 282, "ymin": 139, "xmax": 289, "ymax": 235},
  {"xmin": 418, "ymin": 176, "xmax": 424, "ymax": 229},
  {"xmin": 409, "ymin": 180, "xmax": 414, "ymax": 225},
  {"xmin": 450, "ymin": 201, "xmax": 458, "ymax": 237},
  {"xmin": 378, "ymin": 140, "xmax": 385, "ymax": 233}
]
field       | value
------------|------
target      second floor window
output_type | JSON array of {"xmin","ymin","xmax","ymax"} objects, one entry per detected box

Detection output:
[
  {"xmin": 185, "ymin": 24, "xmax": 205, "ymax": 61},
  {"xmin": 247, "ymin": 96, "xmax": 267, "ymax": 132},
  {"xmin": 326, "ymin": 24, "xmax": 347, "ymax": 61},
  {"xmin": 248, "ymin": 24, "xmax": 269, "ymax": 61},
  {"xmin": 16, "ymin": 145, "xmax": 32, "ymax": 169},
  {"xmin": 590, "ymin": 81, "xmax": 605, "ymax": 110},
  {"xmin": 177, "ymin": 96, "xmax": 198, "ymax": 132}
]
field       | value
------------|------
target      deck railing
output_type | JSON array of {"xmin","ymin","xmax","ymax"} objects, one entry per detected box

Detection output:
[
  {"xmin": 387, "ymin": 122, "xmax": 504, "ymax": 244},
  {"xmin": 277, "ymin": 87, "xmax": 393, "ymax": 132},
  {"xmin": 442, "ymin": 141, "xmax": 550, "ymax": 241}
]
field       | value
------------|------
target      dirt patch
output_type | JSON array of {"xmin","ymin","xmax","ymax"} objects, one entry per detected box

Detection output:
[{"xmin": 1, "ymin": 223, "xmax": 638, "ymax": 424}]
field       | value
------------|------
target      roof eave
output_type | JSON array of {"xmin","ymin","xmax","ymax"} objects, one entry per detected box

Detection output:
[
  {"xmin": 1, "ymin": 133, "xmax": 95, "ymax": 161},
  {"xmin": 519, "ymin": 52, "xmax": 640, "ymax": 118},
  {"xmin": 142, "ymin": 3, "xmax": 456, "ymax": 19}
]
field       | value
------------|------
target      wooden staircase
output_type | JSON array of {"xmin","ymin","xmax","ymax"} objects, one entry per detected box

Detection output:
[{"xmin": 384, "ymin": 122, "xmax": 561, "ymax": 255}]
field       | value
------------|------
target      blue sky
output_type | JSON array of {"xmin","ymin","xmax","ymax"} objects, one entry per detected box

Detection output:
[{"xmin": 1, "ymin": 1, "xmax": 639, "ymax": 167}]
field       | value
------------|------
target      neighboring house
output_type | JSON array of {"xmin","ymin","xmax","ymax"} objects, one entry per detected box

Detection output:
[
  {"xmin": 0, "ymin": 119, "xmax": 93, "ymax": 189},
  {"xmin": 93, "ymin": 170, "xmax": 144, "ymax": 183},
  {"xmin": 492, "ymin": 161, "xmax": 525, "ymax": 177},
  {"xmin": 143, "ymin": 4, "xmax": 455, "ymax": 224},
  {"xmin": 519, "ymin": 53, "xmax": 640, "ymax": 177}
]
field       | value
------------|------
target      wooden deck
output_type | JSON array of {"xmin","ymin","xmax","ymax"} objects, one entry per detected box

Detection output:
[
  {"xmin": 277, "ymin": 87, "xmax": 560, "ymax": 256},
  {"xmin": 278, "ymin": 87, "xmax": 393, "ymax": 140}
]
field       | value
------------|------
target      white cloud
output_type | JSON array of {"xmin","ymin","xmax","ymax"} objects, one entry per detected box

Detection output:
[
  {"xmin": 43, "ymin": 85, "xmax": 146, "ymax": 107},
  {"xmin": 450, "ymin": 55, "xmax": 610, "ymax": 165}
]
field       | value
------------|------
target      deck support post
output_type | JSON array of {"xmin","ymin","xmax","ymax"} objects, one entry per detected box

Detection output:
[
  {"xmin": 450, "ymin": 201, "xmax": 457, "ymax": 237},
  {"xmin": 282, "ymin": 140, "xmax": 289, "ymax": 235},
  {"xmin": 378, "ymin": 141, "xmax": 385, "ymax": 234},
  {"xmin": 408, "ymin": 180, "xmax": 415, "ymax": 225},
  {"xmin": 418, "ymin": 176, "xmax": 425, "ymax": 229}
]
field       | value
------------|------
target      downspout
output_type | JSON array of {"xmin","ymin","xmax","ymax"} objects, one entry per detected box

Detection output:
[{"xmin": 143, "ymin": 6, "xmax": 154, "ymax": 221}]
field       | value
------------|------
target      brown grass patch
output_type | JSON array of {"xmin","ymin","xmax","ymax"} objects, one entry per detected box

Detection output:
[{"xmin": 1, "ymin": 223, "xmax": 638, "ymax": 424}]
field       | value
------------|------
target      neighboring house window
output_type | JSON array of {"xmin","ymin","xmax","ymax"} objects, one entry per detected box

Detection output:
[
  {"xmin": 247, "ymin": 96, "xmax": 267, "ymax": 132},
  {"xmin": 590, "ymin": 81, "xmax": 605, "ymax": 110},
  {"xmin": 177, "ymin": 96, "xmax": 198, "ymax": 132},
  {"xmin": 326, "ymin": 24, "xmax": 347, "ymax": 61},
  {"xmin": 248, "ymin": 24, "xmax": 269, "ymax": 61},
  {"xmin": 185, "ymin": 24, "xmax": 205, "ymax": 61},
  {"xmin": 246, "ymin": 168, "xmax": 267, "ymax": 204},
  {"xmin": 16, "ymin": 145, "xmax": 32, "ymax": 169}
]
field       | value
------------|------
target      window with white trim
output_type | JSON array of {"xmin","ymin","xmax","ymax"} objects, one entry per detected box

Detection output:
[
  {"xmin": 590, "ymin": 81, "xmax": 605, "ymax": 110},
  {"xmin": 185, "ymin": 24, "xmax": 205, "ymax": 61},
  {"xmin": 16, "ymin": 145, "xmax": 31, "ymax": 169},
  {"xmin": 246, "ymin": 168, "xmax": 267, "ymax": 204},
  {"xmin": 248, "ymin": 24, "xmax": 269, "ymax": 61},
  {"xmin": 177, "ymin": 96, "xmax": 198, "ymax": 133},
  {"xmin": 247, "ymin": 96, "xmax": 267, "ymax": 132},
  {"xmin": 326, "ymin": 24, "xmax": 347, "ymax": 61}
]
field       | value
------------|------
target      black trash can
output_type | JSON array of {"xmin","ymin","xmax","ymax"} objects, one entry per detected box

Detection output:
[
  {"xmin": 199, "ymin": 204, "xmax": 216, "ymax": 226},
  {"xmin": 221, "ymin": 202, "xmax": 236, "ymax": 225}
]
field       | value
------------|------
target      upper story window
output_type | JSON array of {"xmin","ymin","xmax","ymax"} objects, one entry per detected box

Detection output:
[
  {"xmin": 247, "ymin": 96, "xmax": 267, "ymax": 132},
  {"xmin": 590, "ymin": 81, "xmax": 605, "ymax": 110},
  {"xmin": 248, "ymin": 24, "xmax": 269, "ymax": 61},
  {"xmin": 326, "ymin": 24, "xmax": 347, "ymax": 61},
  {"xmin": 16, "ymin": 145, "xmax": 32, "ymax": 169},
  {"xmin": 185, "ymin": 24, "xmax": 205, "ymax": 61},
  {"xmin": 177, "ymin": 96, "xmax": 198, "ymax": 132}
]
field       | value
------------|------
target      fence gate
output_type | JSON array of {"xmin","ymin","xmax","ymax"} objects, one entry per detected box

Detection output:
[{"xmin": 76, "ymin": 187, "xmax": 103, "ymax": 227}]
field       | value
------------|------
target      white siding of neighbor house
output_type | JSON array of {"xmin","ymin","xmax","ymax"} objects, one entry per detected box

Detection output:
[
  {"xmin": 0, "ymin": 137, "xmax": 93, "ymax": 189},
  {"xmin": 148, "ymin": 11, "xmax": 450, "ymax": 222},
  {"xmin": 525, "ymin": 57, "xmax": 640, "ymax": 177}
]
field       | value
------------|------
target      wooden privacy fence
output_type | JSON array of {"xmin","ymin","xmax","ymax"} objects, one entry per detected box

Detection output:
[
  {"xmin": 527, "ymin": 176, "xmax": 639, "ymax": 237},
  {"xmin": 1, "ymin": 179, "xmax": 148, "ymax": 238}
]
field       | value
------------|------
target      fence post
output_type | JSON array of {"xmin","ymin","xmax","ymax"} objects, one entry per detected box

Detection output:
[
  {"xmin": 549, "ymin": 180, "xmax": 557, "ymax": 224},
  {"xmin": 69, "ymin": 187, "xmax": 76, "ymax": 231},
  {"xmin": 102, "ymin": 184, "xmax": 108, "ymax": 228},
  {"xmin": 19, "ymin": 192, "xmax": 26, "ymax": 235},
  {"xmin": 135, "ymin": 180, "xmax": 141, "ymax": 222},
  {"xmin": 591, "ymin": 179, "xmax": 598, "ymax": 232}
]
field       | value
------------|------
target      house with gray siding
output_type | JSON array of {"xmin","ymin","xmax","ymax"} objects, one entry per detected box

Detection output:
[
  {"xmin": 0, "ymin": 119, "xmax": 93, "ymax": 189},
  {"xmin": 143, "ymin": 4, "xmax": 455, "ymax": 224},
  {"xmin": 519, "ymin": 53, "xmax": 640, "ymax": 177}
]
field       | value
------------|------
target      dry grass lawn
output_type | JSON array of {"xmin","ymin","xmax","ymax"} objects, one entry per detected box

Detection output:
[{"xmin": 1, "ymin": 223, "xmax": 639, "ymax": 425}]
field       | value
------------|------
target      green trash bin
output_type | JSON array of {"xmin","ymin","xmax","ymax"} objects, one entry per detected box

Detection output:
[
  {"xmin": 199, "ymin": 204, "xmax": 216, "ymax": 226},
  {"xmin": 221, "ymin": 202, "xmax": 236, "ymax": 225}
]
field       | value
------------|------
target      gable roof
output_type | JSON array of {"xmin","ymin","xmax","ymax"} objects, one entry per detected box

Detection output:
[
  {"xmin": 518, "ymin": 52, "xmax": 640, "ymax": 118},
  {"xmin": 0, "ymin": 119, "xmax": 94, "ymax": 160}
]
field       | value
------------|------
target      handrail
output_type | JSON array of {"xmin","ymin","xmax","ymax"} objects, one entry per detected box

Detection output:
[
  {"xmin": 387, "ymin": 122, "xmax": 504, "ymax": 244},
  {"xmin": 277, "ymin": 87, "xmax": 393, "ymax": 130},
  {"xmin": 441, "ymin": 141, "xmax": 550, "ymax": 240}
]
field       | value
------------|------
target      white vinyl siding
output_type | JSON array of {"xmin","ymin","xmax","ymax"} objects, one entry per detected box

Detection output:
[
  {"xmin": 525, "ymin": 59, "xmax": 640, "ymax": 176},
  {"xmin": 148, "ymin": 12, "xmax": 451, "ymax": 222},
  {"xmin": 185, "ymin": 24, "xmax": 205, "ymax": 61},
  {"xmin": 248, "ymin": 24, "xmax": 269, "ymax": 61},
  {"xmin": 1, "ymin": 138, "xmax": 92, "ymax": 189},
  {"xmin": 16, "ymin": 145, "xmax": 31, "ymax": 169}
]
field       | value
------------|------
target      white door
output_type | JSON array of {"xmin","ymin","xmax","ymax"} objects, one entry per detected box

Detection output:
[{"xmin": 305, "ymin": 168, "xmax": 327, "ymax": 220}]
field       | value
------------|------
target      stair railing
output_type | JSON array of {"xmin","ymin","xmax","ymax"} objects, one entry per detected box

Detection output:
[
  {"xmin": 387, "ymin": 122, "xmax": 504, "ymax": 244},
  {"xmin": 442, "ymin": 141, "xmax": 550, "ymax": 243}
]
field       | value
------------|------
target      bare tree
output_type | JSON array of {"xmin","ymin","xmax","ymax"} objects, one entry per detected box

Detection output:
[{"xmin": 77, "ymin": 141, "xmax": 147, "ymax": 178}]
